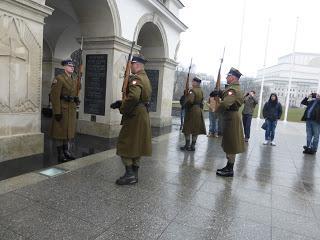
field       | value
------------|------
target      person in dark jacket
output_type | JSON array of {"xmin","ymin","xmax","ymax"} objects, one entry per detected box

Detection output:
[
  {"xmin": 242, "ymin": 91, "xmax": 258, "ymax": 142},
  {"xmin": 301, "ymin": 93, "xmax": 320, "ymax": 154},
  {"xmin": 262, "ymin": 93, "xmax": 282, "ymax": 146},
  {"xmin": 179, "ymin": 92, "xmax": 186, "ymax": 130}
]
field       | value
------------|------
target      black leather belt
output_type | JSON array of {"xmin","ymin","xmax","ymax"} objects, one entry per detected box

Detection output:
[
  {"xmin": 60, "ymin": 96, "xmax": 77, "ymax": 102},
  {"xmin": 137, "ymin": 102, "xmax": 150, "ymax": 112},
  {"xmin": 226, "ymin": 109, "xmax": 238, "ymax": 112}
]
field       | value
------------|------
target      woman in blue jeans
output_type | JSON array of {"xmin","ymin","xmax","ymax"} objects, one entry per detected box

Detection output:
[{"xmin": 262, "ymin": 93, "xmax": 282, "ymax": 146}]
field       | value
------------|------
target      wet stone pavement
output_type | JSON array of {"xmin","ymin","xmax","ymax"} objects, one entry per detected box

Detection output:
[
  {"xmin": 0, "ymin": 117, "xmax": 174, "ymax": 181},
  {"xmin": 1, "ymin": 119, "xmax": 320, "ymax": 239}
]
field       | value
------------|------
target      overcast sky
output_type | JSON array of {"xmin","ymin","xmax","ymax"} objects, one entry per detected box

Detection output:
[{"xmin": 177, "ymin": 0, "xmax": 320, "ymax": 78}]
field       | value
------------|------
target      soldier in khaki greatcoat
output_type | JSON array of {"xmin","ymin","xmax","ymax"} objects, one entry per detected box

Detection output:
[
  {"xmin": 50, "ymin": 59, "xmax": 80, "ymax": 163},
  {"xmin": 180, "ymin": 77, "xmax": 206, "ymax": 151},
  {"xmin": 111, "ymin": 55, "xmax": 152, "ymax": 185},
  {"xmin": 216, "ymin": 68, "xmax": 245, "ymax": 177}
]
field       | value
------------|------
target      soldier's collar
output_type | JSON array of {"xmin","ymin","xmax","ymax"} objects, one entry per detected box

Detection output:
[{"xmin": 229, "ymin": 82, "xmax": 239, "ymax": 86}]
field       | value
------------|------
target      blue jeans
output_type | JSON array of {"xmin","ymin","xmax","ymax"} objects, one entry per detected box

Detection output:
[
  {"xmin": 209, "ymin": 111, "xmax": 219, "ymax": 134},
  {"xmin": 242, "ymin": 114, "xmax": 253, "ymax": 139},
  {"xmin": 306, "ymin": 120, "xmax": 320, "ymax": 151},
  {"xmin": 265, "ymin": 119, "xmax": 277, "ymax": 141},
  {"xmin": 180, "ymin": 109, "xmax": 185, "ymax": 128}
]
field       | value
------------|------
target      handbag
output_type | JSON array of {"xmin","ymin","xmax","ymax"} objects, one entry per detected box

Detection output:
[{"xmin": 261, "ymin": 120, "xmax": 267, "ymax": 130}]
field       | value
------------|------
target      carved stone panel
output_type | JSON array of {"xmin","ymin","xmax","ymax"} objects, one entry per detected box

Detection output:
[{"xmin": 0, "ymin": 14, "xmax": 41, "ymax": 113}]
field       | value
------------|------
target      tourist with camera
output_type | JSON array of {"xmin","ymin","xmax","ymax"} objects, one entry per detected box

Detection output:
[{"xmin": 301, "ymin": 93, "xmax": 320, "ymax": 154}]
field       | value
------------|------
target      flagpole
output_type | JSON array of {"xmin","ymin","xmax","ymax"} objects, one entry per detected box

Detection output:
[
  {"xmin": 284, "ymin": 17, "xmax": 299, "ymax": 122},
  {"xmin": 238, "ymin": 0, "xmax": 246, "ymax": 69},
  {"xmin": 257, "ymin": 19, "xmax": 271, "ymax": 120},
  {"xmin": 317, "ymin": 74, "xmax": 320, "ymax": 94}
]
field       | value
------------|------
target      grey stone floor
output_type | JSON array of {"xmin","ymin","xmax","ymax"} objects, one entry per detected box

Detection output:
[
  {"xmin": 1, "ymin": 119, "xmax": 320, "ymax": 239},
  {"xmin": 0, "ymin": 117, "xmax": 173, "ymax": 181}
]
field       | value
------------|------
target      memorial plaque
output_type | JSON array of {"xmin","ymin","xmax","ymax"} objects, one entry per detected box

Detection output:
[
  {"xmin": 145, "ymin": 69, "xmax": 159, "ymax": 112},
  {"xmin": 84, "ymin": 54, "xmax": 108, "ymax": 116}
]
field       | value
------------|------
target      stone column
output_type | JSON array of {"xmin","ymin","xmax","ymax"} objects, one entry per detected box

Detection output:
[
  {"xmin": 77, "ymin": 36, "xmax": 140, "ymax": 138},
  {"xmin": 0, "ymin": 0, "xmax": 53, "ymax": 162},
  {"xmin": 146, "ymin": 58, "xmax": 178, "ymax": 127}
]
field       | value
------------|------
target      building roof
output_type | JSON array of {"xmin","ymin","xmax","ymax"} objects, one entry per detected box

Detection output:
[{"xmin": 175, "ymin": 0, "xmax": 185, "ymax": 8}]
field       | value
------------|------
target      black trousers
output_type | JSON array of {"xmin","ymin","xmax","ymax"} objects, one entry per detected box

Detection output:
[{"xmin": 242, "ymin": 114, "xmax": 253, "ymax": 139}]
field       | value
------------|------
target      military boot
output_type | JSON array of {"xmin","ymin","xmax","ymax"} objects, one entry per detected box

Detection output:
[
  {"xmin": 180, "ymin": 139, "xmax": 190, "ymax": 151},
  {"xmin": 115, "ymin": 166, "xmax": 137, "ymax": 185},
  {"xmin": 63, "ymin": 144, "xmax": 76, "ymax": 160},
  {"xmin": 57, "ymin": 146, "xmax": 68, "ymax": 163},
  {"xmin": 187, "ymin": 141, "xmax": 196, "ymax": 151},
  {"xmin": 132, "ymin": 165, "xmax": 139, "ymax": 182},
  {"xmin": 216, "ymin": 162, "xmax": 234, "ymax": 177}
]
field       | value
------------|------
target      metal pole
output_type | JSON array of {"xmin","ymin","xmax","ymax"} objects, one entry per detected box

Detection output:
[
  {"xmin": 284, "ymin": 17, "xmax": 299, "ymax": 122},
  {"xmin": 317, "ymin": 74, "xmax": 320, "ymax": 94},
  {"xmin": 238, "ymin": 0, "xmax": 246, "ymax": 69},
  {"xmin": 257, "ymin": 19, "xmax": 271, "ymax": 120}
]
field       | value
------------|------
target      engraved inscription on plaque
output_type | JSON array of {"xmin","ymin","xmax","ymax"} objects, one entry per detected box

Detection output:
[
  {"xmin": 145, "ymin": 69, "xmax": 159, "ymax": 112},
  {"xmin": 84, "ymin": 54, "xmax": 108, "ymax": 116}
]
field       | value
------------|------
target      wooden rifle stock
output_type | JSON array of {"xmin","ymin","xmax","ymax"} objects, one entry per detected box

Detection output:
[
  {"xmin": 185, "ymin": 58, "xmax": 193, "ymax": 95},
  {"xmin": 76, "ymin": 64, "xmax": 82, "ymax": 96},
  {"xmin": 122, "ymin": 41, "xmax": 135, "ymax": 100},
  {"xmin": 76, "ymin": 37, "xmax": 83, "ymax": 97}
]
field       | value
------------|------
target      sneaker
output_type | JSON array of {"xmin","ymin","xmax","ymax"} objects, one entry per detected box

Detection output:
[
  {"xmin": 214, "ymin": 133, "xmax": 219, "ymax": 138},
  {"xmin": 270, "ymin": 141, "xmax": 276, "ymax": 146},
  {"xmin": 207, "ymin": 133, "xmax": 213, "ymax": 137},
  {"xmin": 263, "ymin": 140, "xmax": 269, "ymax": 145},
  {"xmin": 244, "ymin": 138, "xmax": 249, "ymax": 142},
  {"xmin": 304, "ymin": 148, "xmax": 316, "ymax": 155}
]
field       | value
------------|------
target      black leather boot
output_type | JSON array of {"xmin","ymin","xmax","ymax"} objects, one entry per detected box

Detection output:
[
  {"xmin": 180, "ymin": 139, "xmax": 190, "ymax": 151},
  {"xmin": 216, "ymin": 162, "xmax": 234, "ymax": 177},
  {"xmin": 115, "ymin": 166, "xmax": 137, "ymax": 185},
  {"xmin": 57, "ymin": 146, "xmax": 68, "ymax": 163},
  {"xmin": 132, "ymin": 165, "xmax": 139, "ymax": 182},
  {"xmin": 63, "ymin": 144, "xmax": 76, "ymax": 160},
  {"xmin": 187, "ymin": 141, "xmax": 196, "ymax": 151}
]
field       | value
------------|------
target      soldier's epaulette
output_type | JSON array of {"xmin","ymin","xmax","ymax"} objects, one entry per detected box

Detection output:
[
  {"xmin": 130, "ymin": 78, "xmax": 142, "ymax": 86},
  {"xmin": 188, "ymin": 89, "xmax": 195, "ymax": 95},
  {"xmin": 226, "ymin": 89, "xmax": 236, "ymax": 96},
  {"xmin": 51, "ymin": 74, "xmax": 64, "ymax": 85}
]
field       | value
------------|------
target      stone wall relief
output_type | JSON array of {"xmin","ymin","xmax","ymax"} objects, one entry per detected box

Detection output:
[{"xmin": 0, "ymin": 14, "xmax": 41, "ymax": 113}]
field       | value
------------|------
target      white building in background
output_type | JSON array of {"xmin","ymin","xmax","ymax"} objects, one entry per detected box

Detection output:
[
  {"xmin": 256, "ymin": 52, "xmax": 320, "ymax": 107},
  {"xmin": 0, "ymin": 0, "xmax": 186, "ymax": 161}
]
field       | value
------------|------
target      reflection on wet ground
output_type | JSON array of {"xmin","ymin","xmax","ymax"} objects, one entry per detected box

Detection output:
[
  {"xmin": 1, "ymin": 119, "xmax": 320, "ymax": 239},
  {"xmin": 0, "ymin": 117, "xmax": 176, "ymax": 181}
]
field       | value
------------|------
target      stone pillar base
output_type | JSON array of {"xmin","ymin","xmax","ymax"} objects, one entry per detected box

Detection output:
[
  {"xmin": 77, "ymin": 120, "xmax": 121, "ymax": 138},
  {"xmin": 150, "ymin": 116, "xmax": 172, "ymax": 127},
  {"xmin": 0, "ymin": 133, "xmax": 44, "ymax": 163}
]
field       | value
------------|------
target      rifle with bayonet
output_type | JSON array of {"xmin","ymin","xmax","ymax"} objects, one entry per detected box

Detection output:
[
  {"xmin": 215, "ymin": 47, "xmax": 225, "ymax": 91},
  {"xmin": 110, "ymin": 41, "xmax": 135, "ymax": 109},
  {"xmin": 185, "ymin": 58, "xmax": 193, "ymax": 95},
  {"xmin": 70, "ymin": 36, "xmax": 84, "ymax": 105}
]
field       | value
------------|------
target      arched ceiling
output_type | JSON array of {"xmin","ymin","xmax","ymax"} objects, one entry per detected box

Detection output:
[
  {"xmin": 137, "ymin": 22, "xmax": 164, "ymax": 48},
  {"xmin": 44, "ymin": 0, "xmax": 115, "ymax": 52}
]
